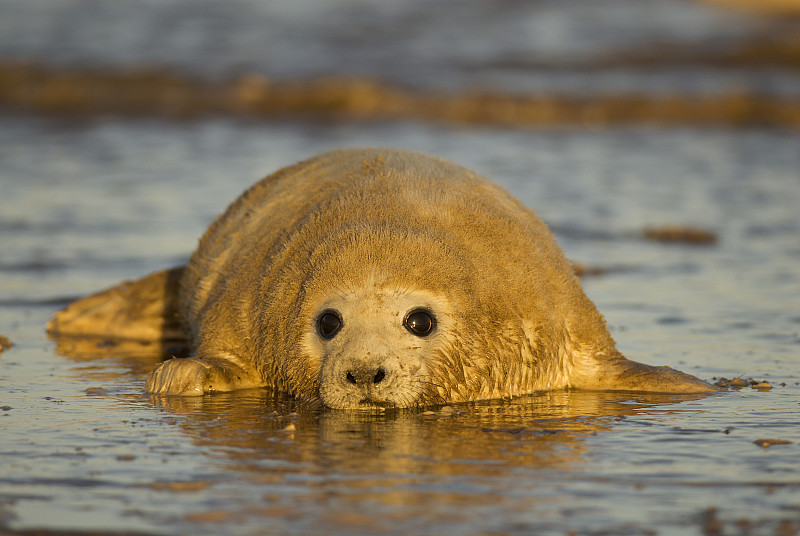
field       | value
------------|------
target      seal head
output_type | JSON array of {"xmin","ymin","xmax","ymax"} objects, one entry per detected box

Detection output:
[{"xmin": 311, "ymin": 283, "xmax": 443, "ymax": 408}]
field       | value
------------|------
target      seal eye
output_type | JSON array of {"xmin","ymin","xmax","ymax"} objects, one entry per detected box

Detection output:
[
  {"xmin": 404, "ymin": 308, "xmax": 436, "ymax": 337},
  {"xmin": 317, "ymin": 310, "xmax": 342, "ymax": 339}
]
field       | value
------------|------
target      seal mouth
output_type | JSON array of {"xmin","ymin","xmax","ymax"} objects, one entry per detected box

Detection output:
[{"xmin": 357, "ymin": 397, "xmax": 397, "ymax": 409}]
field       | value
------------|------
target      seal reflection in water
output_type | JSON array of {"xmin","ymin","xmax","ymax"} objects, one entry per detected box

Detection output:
[{"xmin": 48, "ymin": 148, "xmax": 717, "ymax": 408}]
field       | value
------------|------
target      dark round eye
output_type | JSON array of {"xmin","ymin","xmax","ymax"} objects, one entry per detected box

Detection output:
[
  {"xmin": 317, "ymin": 310, "xmax": 342, "ymax": 339},
  {"xmin": 404, "ymin": 308, "xmax": 436, "ymax": 337}
]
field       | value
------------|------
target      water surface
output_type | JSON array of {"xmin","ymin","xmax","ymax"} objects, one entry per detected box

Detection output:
[
  {"xmin": 1, "ymin": 116, "xmax": 799, "ymax": 535},
  {"xmin": 1, "ymin": 1, "xmax": 800, "ymax": 534}
]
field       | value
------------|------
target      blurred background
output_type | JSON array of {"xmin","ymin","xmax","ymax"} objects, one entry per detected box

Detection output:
[{"xmin": 1, "ymin": 0, "xmax": 799, "ymax": 126}]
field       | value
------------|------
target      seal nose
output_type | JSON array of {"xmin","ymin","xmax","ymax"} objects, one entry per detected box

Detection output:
[{"xmin": 345, "ymin": 367, "xmax": 387, "ymax": 386}]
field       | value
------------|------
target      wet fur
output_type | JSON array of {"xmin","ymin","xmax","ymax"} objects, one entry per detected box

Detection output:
[{"xmin": 48, "ymin": 148, "xmax": 717, "ymax": 407}]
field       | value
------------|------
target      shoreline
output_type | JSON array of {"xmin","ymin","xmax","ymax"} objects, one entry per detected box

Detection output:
[{"xmin": 2, "ymin": 62, "xmax": 800, "ymax": 128}]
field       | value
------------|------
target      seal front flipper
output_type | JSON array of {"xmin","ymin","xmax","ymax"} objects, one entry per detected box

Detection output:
[
  {"xmin": 572, "ymin": 351, "xmax": 719, "ymax": 394},
  {"xmin": 47, "ymin": 267, "xmax": 188, "ymax": 344},
  {"xmin": 146, "ymin": 355, "xmax": 266, "ymax": 395}
]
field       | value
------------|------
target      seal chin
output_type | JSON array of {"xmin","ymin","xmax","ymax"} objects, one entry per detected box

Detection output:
[
  {"xmin": 320, "ymin": 393, "xmax": 396, "ymax": 410},
  {"xmin": 356, "ymin": 397, "xmax": 399, "ymax": 410},
  {"xmin": 318, "ymin": 381, "xmax": 423, "ymax": 410}
]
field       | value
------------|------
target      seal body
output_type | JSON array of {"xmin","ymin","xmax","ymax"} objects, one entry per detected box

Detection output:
[{"xmin": 49, "ymin": 148, "xmax": 716, "ymax": 408}]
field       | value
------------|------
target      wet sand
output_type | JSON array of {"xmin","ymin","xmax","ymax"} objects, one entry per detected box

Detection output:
[{"xmin": 2, "ymin": 61, "xmax": 800, "ymax": 128}]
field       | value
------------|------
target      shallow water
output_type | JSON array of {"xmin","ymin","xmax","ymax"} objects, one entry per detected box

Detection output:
[
  {"xmin": 2, "ymin": 1, "xmax": 800, "ymax": 535},
  {"xmin": 1, "ymin": 116, "xmax": 799, "ymax": 535}
]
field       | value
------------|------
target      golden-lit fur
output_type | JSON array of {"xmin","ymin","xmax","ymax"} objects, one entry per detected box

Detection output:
[{"xmin": 48, "ymin": 148, "xmax": 717, "ymax": 408}]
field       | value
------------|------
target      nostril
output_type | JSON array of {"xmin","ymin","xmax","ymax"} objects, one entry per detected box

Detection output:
[
  {"xmin": 373, "ymin": 368, "xmax": 386, "ymax": 384},
  {"xmin": 345, "ymin": 368, "xmax": 387, "ymax": 386}
]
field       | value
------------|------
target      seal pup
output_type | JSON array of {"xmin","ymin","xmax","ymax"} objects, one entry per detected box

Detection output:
[{"xmin": 48, "ymin": 148, "xmax": 717, "ymax": 408}]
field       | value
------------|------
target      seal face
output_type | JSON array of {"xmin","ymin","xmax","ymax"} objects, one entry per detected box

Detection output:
[
  {"xmin": 48, "ymin": 148, "xmax": 718, "ymax": 408},
  {"xmin": 308, "ymin": 280, "xmax": 447, "ymax": 409}
]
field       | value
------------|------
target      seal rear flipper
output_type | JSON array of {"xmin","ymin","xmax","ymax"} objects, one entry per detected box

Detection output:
[
  {"xmin": 47, "ymin": 266, "xmax": 188, "ymax": 344},
  {"xmin": 573, "ymin": 352, "xmax": 719, "ymax": 394}
]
